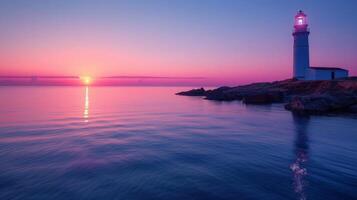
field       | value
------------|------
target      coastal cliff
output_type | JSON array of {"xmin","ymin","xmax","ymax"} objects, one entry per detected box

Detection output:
[{"xmin": 176, "ymin": 78, "xmax": 357, "ymax": 114}]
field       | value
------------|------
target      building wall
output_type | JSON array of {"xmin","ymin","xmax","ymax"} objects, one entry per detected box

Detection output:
[
  {"xmin": 306, "ymin": 68, "xmax": 348, "ymax": 80},
  {"xmin": 335, "ymin": 70, "xmax": 349, "ymax": 79}
]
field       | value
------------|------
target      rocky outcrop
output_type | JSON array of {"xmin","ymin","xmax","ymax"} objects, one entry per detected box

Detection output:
[
  {"xmin": 285, "ymin": 91, "xmax": 357, "ymax": 114},
  {"xmin": 349, "ymin": 105, "xmax": 357, "ymax": 113},
  {"xmin": 242, "ymin": 91, "xmax": 284, "ymax": 104},
  {"xmin": 205, "ymin": 87, "xmax": 239, "ymax": 101},
  {"xmin": 176, "ymin": 88, "xmax": 206, "ymax": 96},
  {"xmin": 176, "ymin": 78, "xmax": 357, "ymax": 114}
]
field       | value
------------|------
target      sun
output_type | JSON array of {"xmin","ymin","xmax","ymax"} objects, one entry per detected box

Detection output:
[{"xmin": 81, "ymin": 76, "xmax": 92, "ymax": 85}]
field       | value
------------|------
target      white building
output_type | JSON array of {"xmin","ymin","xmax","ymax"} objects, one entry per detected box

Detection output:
[{"xmin": 293, "ymin": 10, "xmax": 349, "ymax": 80}]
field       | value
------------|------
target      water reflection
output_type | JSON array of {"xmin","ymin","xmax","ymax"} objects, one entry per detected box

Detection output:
[
  {"xmin": 291, "ymin": 115, "xmax": 310, "ymax": 200},
  {"xmin": 83, "ymin": 86, "xmax": 89, "ymax": 122}
]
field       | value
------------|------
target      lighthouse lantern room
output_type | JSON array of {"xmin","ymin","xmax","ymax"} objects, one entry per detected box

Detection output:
[{"xmin": 295, "ymin": 11, "xmax": 308, "ymax": 27}]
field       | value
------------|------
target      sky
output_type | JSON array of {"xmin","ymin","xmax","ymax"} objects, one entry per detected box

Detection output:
[{"xmin": 0, "ymin": 0, "xmax": 356, "ymax": 86}]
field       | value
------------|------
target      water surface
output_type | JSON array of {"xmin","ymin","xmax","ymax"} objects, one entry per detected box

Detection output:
[{"xmin": 0, "ymin": 86, "xmax": 356, "ymax": 200}]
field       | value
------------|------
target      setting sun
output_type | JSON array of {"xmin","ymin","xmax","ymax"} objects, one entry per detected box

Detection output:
[{"xmin": 81, "ymin": 76, "xmax": 92, "ymax": 85}]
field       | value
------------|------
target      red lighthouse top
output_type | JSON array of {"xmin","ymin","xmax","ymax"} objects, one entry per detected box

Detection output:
[{"xmin": 294, "ymin": 10, "xmax": 308, "ymax": 32}]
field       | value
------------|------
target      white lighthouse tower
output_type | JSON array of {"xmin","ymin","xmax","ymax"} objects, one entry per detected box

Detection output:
[{"xmin": 293, "ymin": 10, "xmax": 310, "ymax": 80}]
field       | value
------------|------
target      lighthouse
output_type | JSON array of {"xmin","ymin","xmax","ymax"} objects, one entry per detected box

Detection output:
[
  {"xmin": 293, "ymin": 10, "xmax": 310, "ymax": 80},
  {"xmin": 291, "ymin": 11, "xmax": 348, "ymax": 80}
]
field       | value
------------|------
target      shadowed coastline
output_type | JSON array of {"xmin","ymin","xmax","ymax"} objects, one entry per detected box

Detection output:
[{"xmin": 176, "ymin": 78, "xmax": 357, "ymax": 115}]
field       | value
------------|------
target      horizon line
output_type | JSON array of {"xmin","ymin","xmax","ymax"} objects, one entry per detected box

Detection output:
[{"xmin": 0, "ymin": 75, "xmax": 206, "ymax": 80}]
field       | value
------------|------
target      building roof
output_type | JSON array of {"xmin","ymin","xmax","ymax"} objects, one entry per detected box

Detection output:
[{"xmin": 310, "ymin": 67, "xmax": 348, "ymax": 71}]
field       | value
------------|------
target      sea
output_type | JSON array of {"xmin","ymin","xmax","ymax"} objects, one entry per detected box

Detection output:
[{"xmin": 0, "ymin": 86, "xmax": 356, "ymax": 200}]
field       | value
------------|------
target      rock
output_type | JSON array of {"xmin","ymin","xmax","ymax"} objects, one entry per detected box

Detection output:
[
  {"xmin": 176, "ymin": 88, "xmax": 206, "ymax": 96},
  {"xmin": 285, "ymin": 92, "xmax": 357, "ymax": 114},
  {"xmin": 285, "ymin": 96, "xmax": 330, "ymax": 114},
  {"xmin": 243, "ymin": 91, "xmax": 284, "ymax": 104},
  {"xmin": 205, "ymin": 86, "xmax": 239, "ymax": 101},
  {"xmin": 349, "ymin": 104, "xmax": 357, "ymax": 113}
]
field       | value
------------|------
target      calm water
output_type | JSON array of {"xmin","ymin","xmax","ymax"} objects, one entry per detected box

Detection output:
[{"xmin": 0, "ymin": 86, "xmax": 356, "ymax": 200}]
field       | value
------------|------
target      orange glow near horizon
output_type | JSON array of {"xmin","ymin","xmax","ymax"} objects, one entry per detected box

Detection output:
[{"xmin": 81, "ymin": 76, "xmax": 92, "ymax": 85}]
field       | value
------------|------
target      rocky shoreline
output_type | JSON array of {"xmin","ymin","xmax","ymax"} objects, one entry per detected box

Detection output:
[{"xmin": 176, "ymin": 78, "xmax": 357, "ymax": 114}]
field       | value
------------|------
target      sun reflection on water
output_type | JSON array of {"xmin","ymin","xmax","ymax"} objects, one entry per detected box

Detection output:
[{"xmin": 83, "ymin": 86, "xmax": 89, "ymax": 122}]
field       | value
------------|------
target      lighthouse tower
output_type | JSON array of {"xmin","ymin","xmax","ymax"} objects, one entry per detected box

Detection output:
[{"xmin": 293, "ymin": 11, "xmax": 310, "ymax": 80}]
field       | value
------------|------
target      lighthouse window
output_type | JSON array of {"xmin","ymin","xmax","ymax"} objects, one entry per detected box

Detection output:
[{"xmin": 298, "ymin": 18, "xmax": 304, "ymax": 25}]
